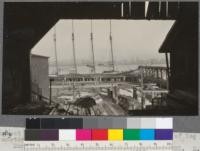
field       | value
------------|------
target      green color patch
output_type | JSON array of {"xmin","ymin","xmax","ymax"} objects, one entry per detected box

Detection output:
[{"xmin": 123, "ymin": 129, "xmax": 140, "ymax": 140}]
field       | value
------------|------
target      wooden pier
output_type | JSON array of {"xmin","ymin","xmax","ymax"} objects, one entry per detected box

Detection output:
[{"xmin": 138, "ymin": 66, "xmax": 168, "ymax": 89}]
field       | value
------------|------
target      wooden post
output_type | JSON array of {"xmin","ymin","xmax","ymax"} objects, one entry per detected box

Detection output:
[
  {"xmin": 165, "ymin": 53, "xmax": 170, "ymax": 90},
  {"xmin": 156, "ymin": 69, "xmax": 159, "ymax": 79},
  {"xmin": 49, "ymin": 78, "xmax": 54, "ymax": 105},
  {"xmin": 140, "ymin": 68, "xmax": 144, "ymax": 110}
]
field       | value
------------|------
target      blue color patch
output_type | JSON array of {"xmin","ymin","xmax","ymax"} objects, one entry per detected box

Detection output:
[
  {"xmin": 155, "ymin": 129, "xmax": 173, "ymax": 140},
  {"xmin": 140, "ymin": 129, "xmax": 155, "ymax": 140}
]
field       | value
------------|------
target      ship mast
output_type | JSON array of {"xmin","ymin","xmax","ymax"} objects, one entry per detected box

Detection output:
[
  {"xmin": 90, "ymin": 20, "xmax": 96, "ymax": 73},
  {"xmin": 109, "ymin": 20, "xmax": 115, "ymax": 71},
  {"xmin": 53, "ymin": 26, "xmax": 59, "ymax": 76},
  {"xmin": 71, "ymin": 20, "xmax": 78, "ymax": 101},
  {"xmin": 72, "ymin": 20, "xmax": 77, "ymax": 74}
]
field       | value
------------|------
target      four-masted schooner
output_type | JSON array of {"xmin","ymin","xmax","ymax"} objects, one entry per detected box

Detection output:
[{"xmin": 53, "ymin": 20, "xmax": 116, "ymax": 76}]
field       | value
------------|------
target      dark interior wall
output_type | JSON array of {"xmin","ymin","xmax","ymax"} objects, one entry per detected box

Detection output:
[
  {"xmin": 2, "ymin": 3, "xmax": 59, "ymax": 113},
  {"xmin": 3, "ymin": 42, "xmax": 31, "ymax": 109},
  {"xmin": 168, "ymin": 2, "xmax": 198, "ymax": 102},
  {"xmin": 170, "ymin": 49, "xmax": 198, "ymax": 96}
]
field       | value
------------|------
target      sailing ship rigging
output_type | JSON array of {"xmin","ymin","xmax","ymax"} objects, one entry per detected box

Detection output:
[{"xmin": 53, "ymin": 19, "xmax": 116, "ymax": 75}]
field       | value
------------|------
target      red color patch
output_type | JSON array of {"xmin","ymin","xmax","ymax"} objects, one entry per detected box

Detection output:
[{"xmin": 92, "ymin": 129, "xmax": 108, "ymax": 140}]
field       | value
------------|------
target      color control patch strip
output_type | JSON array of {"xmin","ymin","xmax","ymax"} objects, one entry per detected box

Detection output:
[{"xmin": 25, "ymin": 129, "xmax": 173, "ymax": 141}]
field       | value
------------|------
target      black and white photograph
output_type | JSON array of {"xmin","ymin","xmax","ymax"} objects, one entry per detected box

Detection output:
[{"xmin": 2, "ymin": 2, "xmax": 198, "ymax": 115}]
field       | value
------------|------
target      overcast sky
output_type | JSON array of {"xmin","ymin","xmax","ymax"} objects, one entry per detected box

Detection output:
[{"xmin": 31, "ymin": 19, "xmax": 174, "ymax": 65}]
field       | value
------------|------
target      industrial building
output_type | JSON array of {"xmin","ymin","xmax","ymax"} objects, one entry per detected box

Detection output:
[{"xmin": 30, "ymin": 54, "xmax": 49, "ymax": 102}]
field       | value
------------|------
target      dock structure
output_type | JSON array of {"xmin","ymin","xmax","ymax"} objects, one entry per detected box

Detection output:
[
  {"xmin": 50, "ymin": 69, "xmax": 141, "ymax": 85},
  {"xmin": 51, "ymin": 73, "xmax": 135, "ymax": 84},
  {"xmin": 138, "ymin": 66, "xmax": 168, "ymax": 89},
  {"xmin": 138, "ymin": 66, "xmax": 168, "ymax": 80},
  {"xmin": 50, "ymin": 66, "xmax": 169, "ymax": 87}
]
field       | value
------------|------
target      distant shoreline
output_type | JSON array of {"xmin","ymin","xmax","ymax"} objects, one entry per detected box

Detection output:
[{"xmin": 49, "ymin": 64, "xmax": 166, "ymax": 74}]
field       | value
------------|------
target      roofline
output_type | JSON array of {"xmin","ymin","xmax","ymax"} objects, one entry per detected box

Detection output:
[
  {"xmin": 31, "ymin": 53, "xmax": 49, "ymax": 58},
  {"xmin": 158, "ymin": 20, "xmax": 177, "ymax": 53}
]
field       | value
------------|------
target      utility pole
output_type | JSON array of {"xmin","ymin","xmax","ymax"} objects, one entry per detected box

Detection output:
[
  {"xmin": 109, "ymin": 20, "xmax": 115, "ymax": 71},
  {"xmin": 53, "ymin": 26, "xmax": 59, "ymax": 76}
]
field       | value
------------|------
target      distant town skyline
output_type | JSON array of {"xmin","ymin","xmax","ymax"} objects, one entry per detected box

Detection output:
[{"xmin": 32, "ymin": 19, "xmax": 174, "ymax": 66}]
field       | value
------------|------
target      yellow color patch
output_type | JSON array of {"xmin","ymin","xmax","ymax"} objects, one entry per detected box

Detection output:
[{"xmin": 108, "ymin": 129, "xmax": 123, "ymax": 141}]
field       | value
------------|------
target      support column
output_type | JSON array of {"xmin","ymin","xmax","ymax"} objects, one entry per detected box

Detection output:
[
  {"xmin": 150, "ymin": 69, "xmax": 153, "ymax": 77},
  {"xmin": 123, "ymin": 76, "xmax": 126, "ymax": 82},
  {"xmin": 147, "ymin": 69, "xmax": 150, "ymax": 77},
  {"xmin": 156, "ymin": 69, "xmax": 159, "ymax": 79},
  {"xmin": 160, "ymin": 69, "xmax": 163, "ymax": 80}
]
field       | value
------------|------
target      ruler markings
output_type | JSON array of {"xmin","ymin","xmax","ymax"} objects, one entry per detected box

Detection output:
[{"xmin": 24, "ymin": 141, "xmax": 172, "ymax": 151}]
